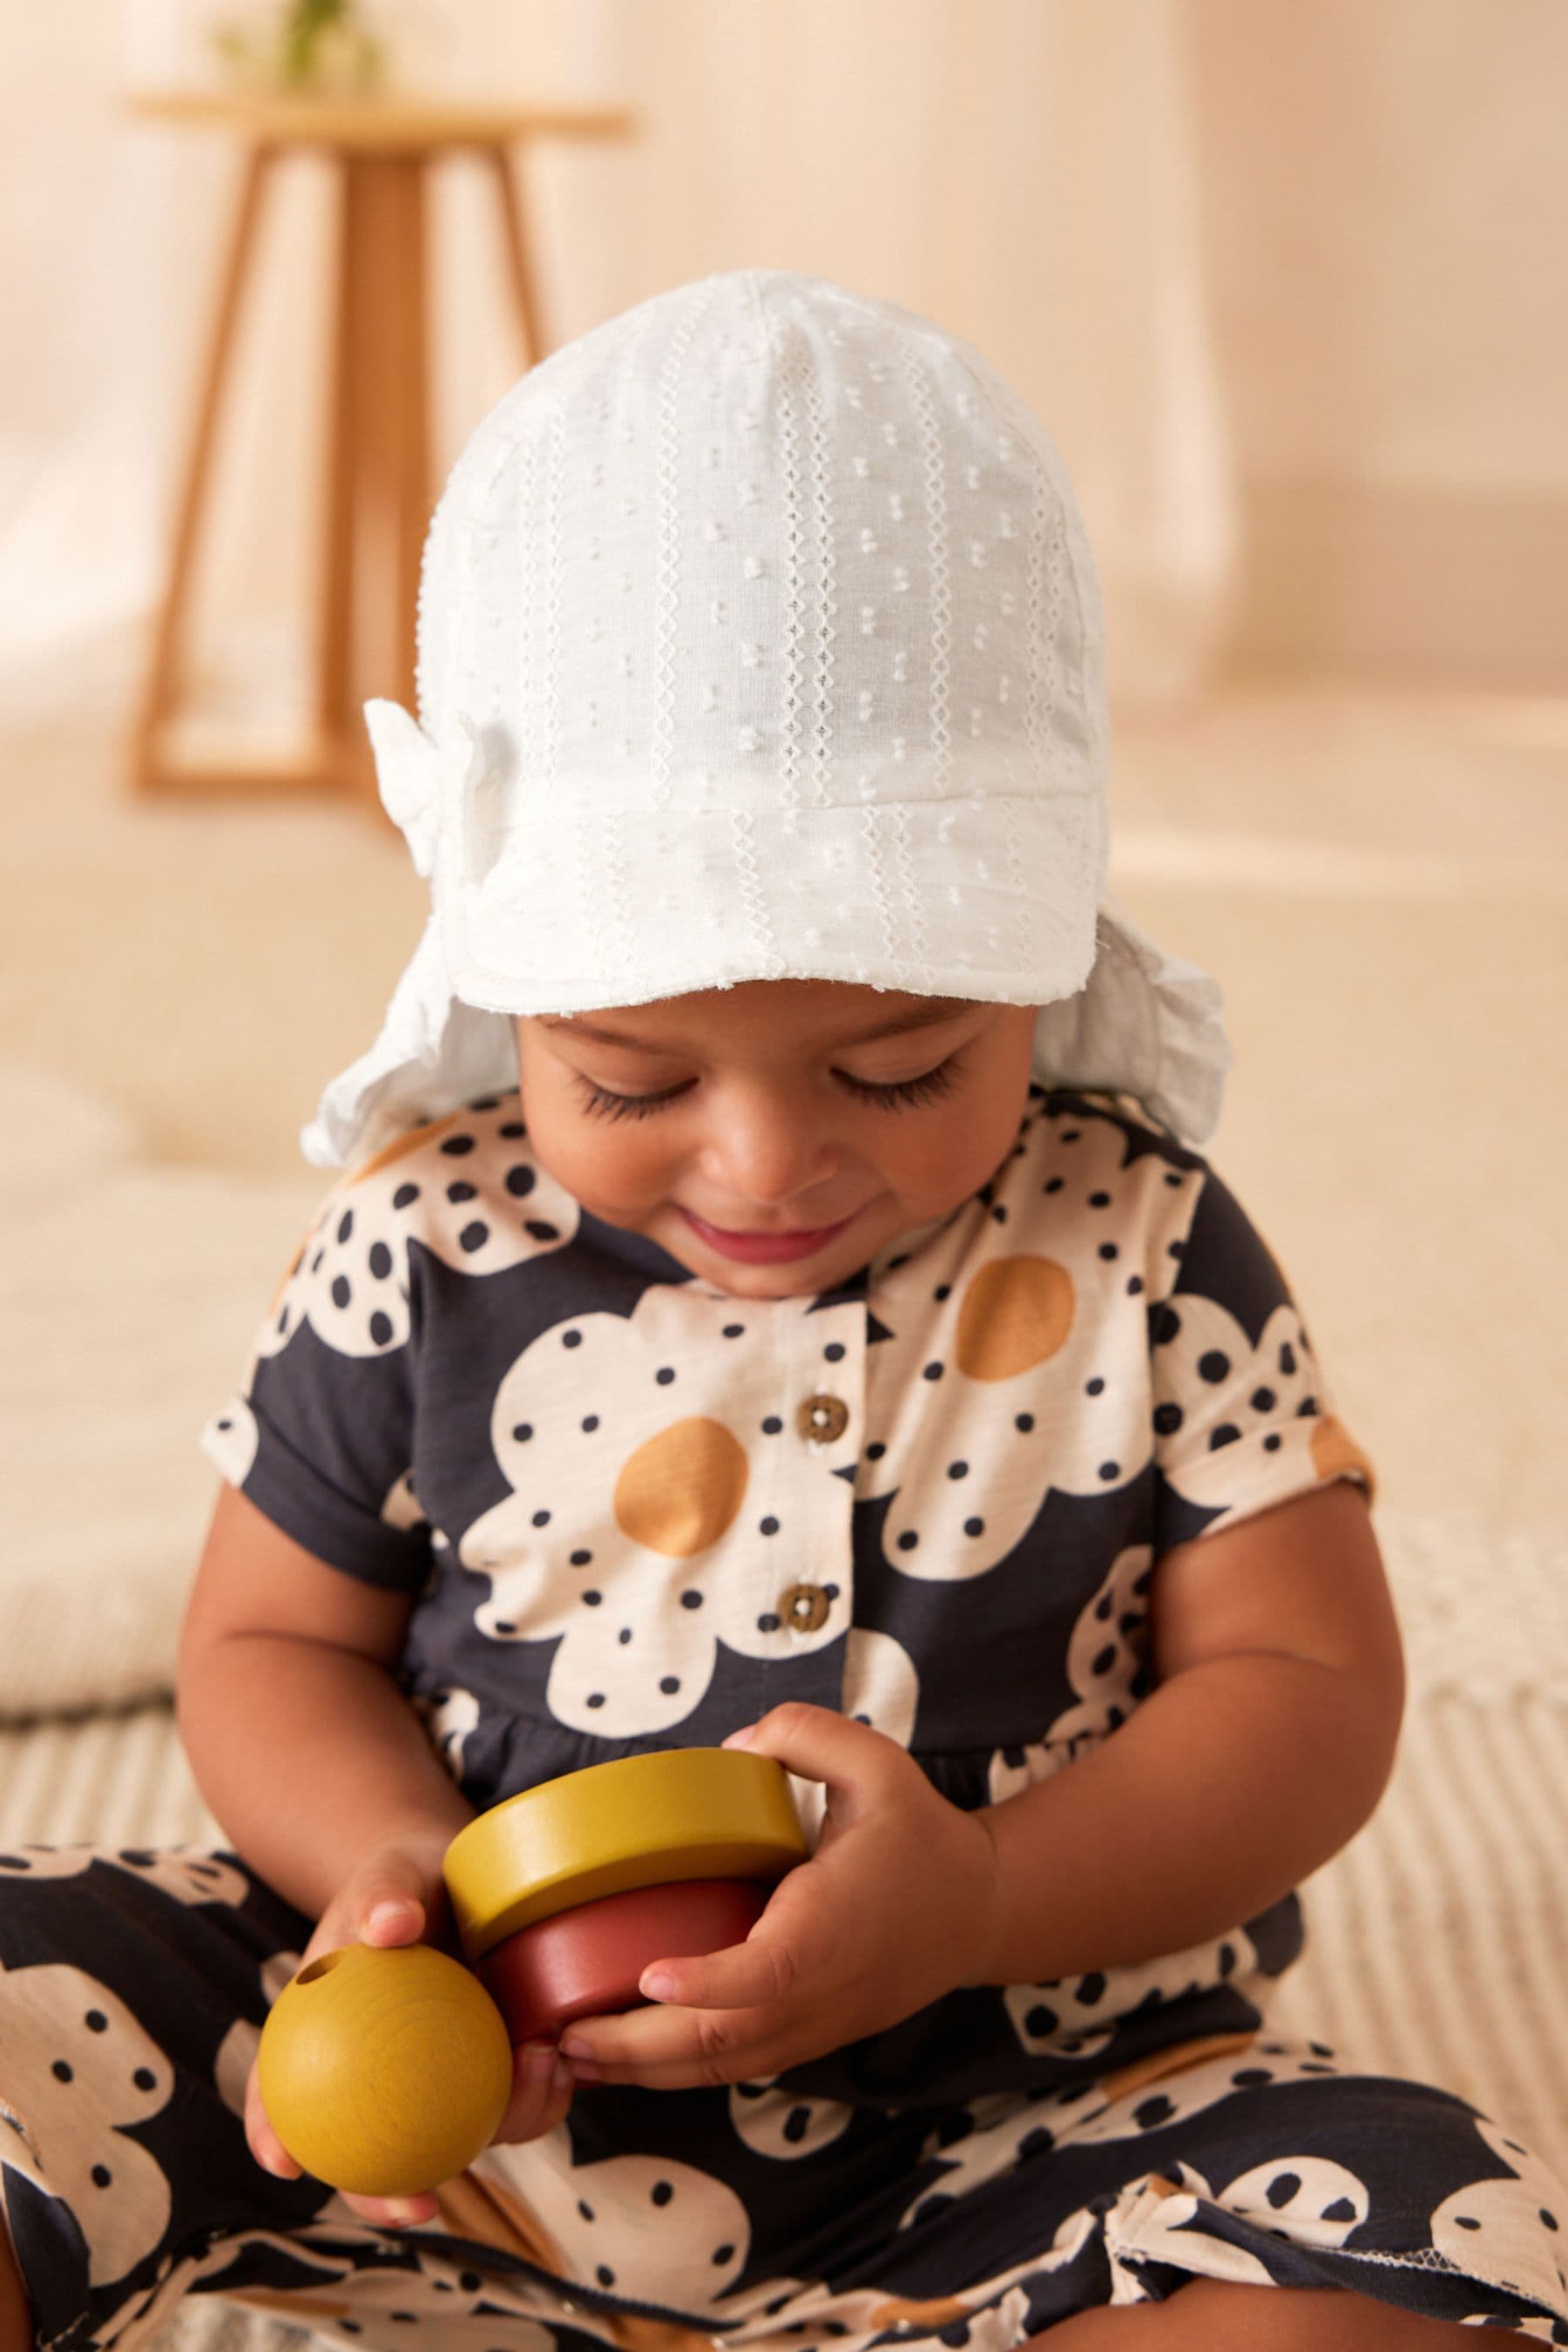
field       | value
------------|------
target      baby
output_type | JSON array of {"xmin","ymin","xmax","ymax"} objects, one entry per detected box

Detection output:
[{"xmin": 2, "ymin": 270, "xmax": 1565, "ymax": 2352}]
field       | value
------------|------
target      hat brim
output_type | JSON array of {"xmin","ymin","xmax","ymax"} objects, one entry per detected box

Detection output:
[
  {"xmin": 303, "ymin": 884, "xmax": 1227, "ymax": 1173},
  {"xmin": 441, "ymin": 788, "xmax": 1105, "ymax": 1017}
]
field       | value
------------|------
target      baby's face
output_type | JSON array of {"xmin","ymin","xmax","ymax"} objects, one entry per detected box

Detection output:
[{"xmin": 513, "ymin": 980, "xmax": 1038, "ymax": 1299}]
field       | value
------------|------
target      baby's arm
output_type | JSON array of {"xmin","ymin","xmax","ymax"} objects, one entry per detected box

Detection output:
[
  {"xmin": 177, "ymin": 1481, "xmax": 473, "ymax": 1919},
  {"xmin": 178, "ymin": 1484, "xmax": 573, "ymax": 2220},
  {"xmin": 557, "ymin": 1479, "xmax": 1400, "ymax": 2090},
  {"xmin": 973, "ymin": 1477, "xmax": 1401, "ymax": 1984}
]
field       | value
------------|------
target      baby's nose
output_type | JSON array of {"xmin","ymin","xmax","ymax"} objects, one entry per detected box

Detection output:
[{"xmin": 702, "ymin": 1109, "xmax": 838, "ymax": 1211}]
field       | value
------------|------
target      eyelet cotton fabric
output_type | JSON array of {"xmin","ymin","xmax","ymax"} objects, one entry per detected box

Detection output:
[
  {"xmin": 5, "ymin": 1095, "xmax": 1565, "ymax": 2352},
  {"xmin": 304, "ymin": 269, "xmax": 1231, "ymax": 1168}
]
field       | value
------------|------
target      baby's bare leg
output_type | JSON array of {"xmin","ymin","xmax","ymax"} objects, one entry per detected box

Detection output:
[
  {"xmin": 1031, "ymin": 2281, "xmax": 1481, "ymax": 2348},
  {"xmin": 0, "ymin": 2220, "xmax": 31, "ymax": 2352}
]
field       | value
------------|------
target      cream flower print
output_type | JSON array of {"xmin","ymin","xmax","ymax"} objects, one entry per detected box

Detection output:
[
  {"xmin": 1429, "ymin": 2119, "xmax": 1568, "ymax": 2315},
  {"xmin": 0, "ymin": 1956, "xmax": 175, "ymax": 2286},
  {"xmin": 488, "ymin": 2139, "xmax": 751, "ymax": 2312},
  {"xmin": 1058, "ymin": 2032, "xmax": 1338, "ymax": 2152},
  {"xmin": 0, "ymin": 1850, "xmax": 247, "ymax": 1903},
  {"xmin": 202, "ymin": 1396, "xmax": 259, "ymax": 1487},
  {"xmin": 728, "ymin": 2077, "xmax": 855, "ymax": 2162},
  {"xmin": 1103, "ymin": 2163, "xmax": 1277, "ymax": 2294},
  {"xmin": 1152, "ymin": 1292, "xmax": 1372, "ymax": 1521},
  {"xmin": 906, "ymin": 2091, "xmax": 1062, "ymax": 2219},
  {"xmin": 459, "ymin": 1285, "xmax": 853, "ymax": 1736},
  {"xmin": 213, "ymin": 1947, "xmax": 303, "ymax": 2119},
  {"xmin": 1218, "ymin": 2153, "xmax": 1369, "ymax": 2248},
  {"xmin": 841, "ymin": 1624, "xmax": 921, "ymax": 1744},
  {"xmin": 863, "ymin": 1105, "xmax": 1198, "ymax": 1578},
  {"xmin": 1004, "ymin": 1926, "xmax": 1264, "ymax": 2066},
  {"xmin": 1044, "ymin": 1541, "xmax": 1154, "ymax": 1752},
  {"xmin": 253, "ymin": 1099, "xmax": 578, "ymax": 1363},
  {"xmin": 381, "ymin": 1468, "xmax": 426, "ymax": 1531},
  {"xmin": 410, "ymin": 1683, "xmax": 481, "ymax": 1777}
]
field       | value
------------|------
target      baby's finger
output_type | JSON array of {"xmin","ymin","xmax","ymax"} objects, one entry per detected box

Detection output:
[
  {"xmin": 559, "ymin": 1999, "xmax": 775, "ymax": 2084},
  {"xmin": 340, "ymin": 2189, "xmax": 440, "ymax": 2228},
  {"xmin": 353, "ymin": 1876, "xmax": 430, "ymax": 1947},
  {"xmin": 243, "ymin": 2056, "xmax": 301, "ymax": 2181},
  {"xmin": 493, "ymin": 2041, "xmax": 575, "ymax": 2144},
  {"xmin": 566, "ymin": 2027, "xmax": 788, "ymax": 2094},
  {"xmin": 299, "ymin": 1860, "xmax": 438, "ymax": 1973},
  {"xmin": 638, "ymin": 1932, "xmax": 794, "ymax": 2013}
]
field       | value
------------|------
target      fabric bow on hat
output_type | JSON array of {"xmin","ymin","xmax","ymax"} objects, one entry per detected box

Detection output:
[{"xmin": 362, "ymin": 698, "xmax": 490, "ymax": 881}]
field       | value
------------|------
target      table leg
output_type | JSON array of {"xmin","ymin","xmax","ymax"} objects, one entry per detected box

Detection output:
[
  {"xmin": 486, "ymin": 144, "xmax": 545, "ymax": 369},
  {"xmin": 132, "ymin": 144, "xmax": 274, "ymax": 794},
  {"xmin": 341, "ymin": 151, "xmax": 430, "ymax": 799},
  {"xmin": 315, "ymin": 154, "xmax": 357, "ymax": 783}
]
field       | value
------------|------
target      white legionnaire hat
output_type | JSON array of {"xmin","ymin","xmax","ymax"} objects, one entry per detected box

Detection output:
[{"xmin": 304, "ymin": 267, "xmax": 1231, "ymax": 1168}]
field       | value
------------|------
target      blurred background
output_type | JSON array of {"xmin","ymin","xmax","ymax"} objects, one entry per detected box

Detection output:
[
  {"xmin": 3, "ymin": 0, "xmax": 1568, "ymax": 2231},
  {"xmin": 2, "ymin": 0, "xmax": 1565, "ymax": 1700}
]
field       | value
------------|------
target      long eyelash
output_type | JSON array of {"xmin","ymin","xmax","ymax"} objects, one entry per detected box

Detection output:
[
  {"xmin": 571, "ymin": 1053, "xmax": 965, "ymax": 1124},
  {"xmin": 573, "ymin": 1076, "xmax": 692, "ymax": 1122},
  {"xmin": 837, "ymin": 1055, "xmax": 963, "ymax": 1110}
]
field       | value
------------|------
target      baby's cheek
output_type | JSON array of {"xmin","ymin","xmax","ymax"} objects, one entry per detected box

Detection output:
[
  {"xmin": 901, "ymin": 1089, "xmax": 1029, "ymax": 1213},
  {"xmin": 517, "ymin": 1094, "xmax": 677, "ymax": 1227}
]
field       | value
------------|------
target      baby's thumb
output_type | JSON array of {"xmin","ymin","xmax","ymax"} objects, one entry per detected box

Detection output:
[
  {"xmin": 356, "ymin": 1862, "xmax": 432, "ymax": 1948},
  {"xmin": 306, "ymin": 1859, "xmax": 435, "ymax": 1967}
]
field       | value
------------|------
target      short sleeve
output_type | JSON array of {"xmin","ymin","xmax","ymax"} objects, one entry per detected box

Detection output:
[
  {"xmin": 1150, "ymin": 1166, "xmax": 1374, "ymax": 1554},
  {"xmin": 200, "ymin": 1195, "xmax": 431, "ymax": 1592}
]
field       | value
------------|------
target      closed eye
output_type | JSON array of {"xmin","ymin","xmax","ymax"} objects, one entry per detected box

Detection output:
[{"xmin": 571, "ymin": 1055, "xmax": 963, "ymax": 1122}]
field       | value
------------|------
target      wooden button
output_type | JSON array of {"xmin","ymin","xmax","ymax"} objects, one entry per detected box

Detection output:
[
  {"xmin": 780, "ymin": 1582, "xmax": 831, "ymax": 1634},
  {"xmin": 796, "ymin": 1394, "xmax": 848, "ymax": 1443}
]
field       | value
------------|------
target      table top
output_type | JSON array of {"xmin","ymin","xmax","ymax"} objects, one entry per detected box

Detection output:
[{"xmin": 127, "ymin": 87, "xmax": 637, "ymax": 151}]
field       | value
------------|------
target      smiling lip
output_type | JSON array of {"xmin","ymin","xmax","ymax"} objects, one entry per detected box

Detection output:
[{"xmin": 678, "ymin": 1206, "xmax": 857, "ymax": 1264}]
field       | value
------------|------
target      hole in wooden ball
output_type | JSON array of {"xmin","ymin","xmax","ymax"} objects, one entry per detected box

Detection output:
[{"xmin": 296, "ymin": 1952, "xmax": 348, "ymax": 1986}]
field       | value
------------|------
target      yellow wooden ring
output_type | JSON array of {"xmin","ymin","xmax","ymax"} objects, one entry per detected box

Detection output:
[{"xmin": 443, "ymin": 1748, "xmax": 808, "ymax": 1960}]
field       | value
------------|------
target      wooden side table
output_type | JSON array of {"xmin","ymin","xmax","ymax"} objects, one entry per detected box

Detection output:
[{"xmin": 126, "ymin": 91, "xmax": 635, "ymax": 803}]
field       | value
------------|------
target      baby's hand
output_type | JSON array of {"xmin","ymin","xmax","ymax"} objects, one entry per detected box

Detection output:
[
  {"xmin": 556, "ymin": 1707, "xmax": 1004, "ymax": 2092},
  {"xmin": 245, "ymin": 1832, "xmax": 572, "ymax": 2227}
]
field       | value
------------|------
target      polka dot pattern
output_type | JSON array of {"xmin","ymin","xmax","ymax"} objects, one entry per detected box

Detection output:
[
  {"xmin": 1045, "ymin": 1543, "xmax": 1154, "ymax": 1752},
  {"xmin": 199, "ymin": 1398, "xmax": 258, "ymax": 1489},
  {"xmin": 0, "ymin": 1954, "xmax": 175, "ymax": 2285},
  {"xmin": 859, "ymin": 1104, "xmax": 1197, "ymax": 1576},
  {"xmin": 1044, "ymin": 2029, "xmax": 1335, "ymax": 2153},
  {"xmin": 1003, "ymin": 1933, "xmax": 1261, "ymax": 2070},
  {"xmin": 475, "ymin": 2138, "xmax": 751, "ymax": 2314},
  {"xmin": 1152, "ymin": 1296, "xmax": 1371, "ymax": 1524},
  {"xmin": 1218, "ymin": 2152, "xmax": 1369, "ymax": 2247},
  {"xmin": 248, "ymin": 1101, "xmax": 578, "ymax": 1366},
  {"xmin": 727, "ymin": 2079, "xmax": 856, "ymax": 2163},
  {"xmin": 1429, "ymin": 2120, "xmax": 1568, "ymax": 2311}
]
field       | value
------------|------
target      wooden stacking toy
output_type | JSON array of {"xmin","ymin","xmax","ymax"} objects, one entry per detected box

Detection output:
[
  {"xmin": 443, "ymin": 1747, "xmax": 808, "ymax": 2044},
  {"xmin": 257, "ymin": 1939, "xmax": 513, "ymax": 2197}
]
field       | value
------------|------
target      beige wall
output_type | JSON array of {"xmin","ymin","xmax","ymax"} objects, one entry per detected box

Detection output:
[
  {"xmin": 1189, "ymin": 0, "xmax": 1568, "ymax": 686},
  {"xmin": 6, "ymin": 1, "xmax": 1564, "ymax": 706}
]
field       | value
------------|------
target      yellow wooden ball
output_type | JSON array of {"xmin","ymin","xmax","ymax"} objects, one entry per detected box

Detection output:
[{"xmin": 258, "ymin": 1942, "xmax": 514, "ymax": 2197}]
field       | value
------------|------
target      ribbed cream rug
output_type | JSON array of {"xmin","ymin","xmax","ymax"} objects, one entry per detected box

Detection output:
[{"xmin": 1, "ymin": 1512, "xmax": 1564, "ymax": 2352}]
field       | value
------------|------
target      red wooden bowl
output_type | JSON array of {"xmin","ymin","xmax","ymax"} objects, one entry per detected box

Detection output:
[{"xmin": 477, "ymin": 1876, "xmax": 766, "ymax": 2044}]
